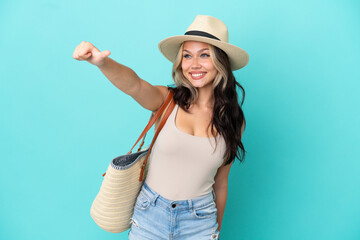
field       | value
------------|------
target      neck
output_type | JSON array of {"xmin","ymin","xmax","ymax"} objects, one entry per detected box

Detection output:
[{"xmin": 193, "ymin": 85, "xmax": 215, "ymax": 109}]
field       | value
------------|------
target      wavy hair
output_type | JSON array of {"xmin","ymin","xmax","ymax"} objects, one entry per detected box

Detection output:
[{"xmin": 166, "ymin": 42, "xmax": 246, "ymax": 165}]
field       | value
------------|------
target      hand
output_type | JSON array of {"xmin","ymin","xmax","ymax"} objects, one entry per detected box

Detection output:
[{"xmin": 72, "ymin": 41, "xmax": 111, "ymax": 67}]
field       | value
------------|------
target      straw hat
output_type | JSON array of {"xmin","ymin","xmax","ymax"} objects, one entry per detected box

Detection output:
[{"xmin": 158, "ymin": 15, "xmax": 249, "ymax": 71}]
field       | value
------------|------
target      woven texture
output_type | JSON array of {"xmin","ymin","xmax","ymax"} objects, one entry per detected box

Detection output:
[
  {"xmin": 90, "ymin": 149, "xmax": 149, "ymax": 233},
  {"xmin": 90, "ymin": 88, "xmax": 174, "ymax": 233}
]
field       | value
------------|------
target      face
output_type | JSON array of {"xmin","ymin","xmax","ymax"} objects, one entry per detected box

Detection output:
[{"xmin": 181, "ymin": 41, "xmax": 218, "ymax": 88}]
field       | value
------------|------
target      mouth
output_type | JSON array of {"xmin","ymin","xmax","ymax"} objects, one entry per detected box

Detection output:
[{"xmin": 190, "ymin": 72, "xmax": 207, "ymax": 80}]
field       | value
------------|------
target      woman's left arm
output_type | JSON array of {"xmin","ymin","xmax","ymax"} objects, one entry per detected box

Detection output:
[
  {"xmin": 213, "ymin": 121, "xmax": 245, "ymax": 236},
  {"xmin": 213, "ymin": 161, "xmax": 233, "ymax": 233}
]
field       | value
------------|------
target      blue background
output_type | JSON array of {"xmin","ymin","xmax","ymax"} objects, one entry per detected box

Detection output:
[{"xmin": 1, "ymin": 0, "xmax": 359, "ymax": 239}]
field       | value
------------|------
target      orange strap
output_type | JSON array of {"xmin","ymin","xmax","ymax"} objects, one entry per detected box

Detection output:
[
  {"xmin": 102, "ymin": 89, "xmax": 175, "ymax": 179},
  {"xmin": 139, "ymin": 97, "xmax": 176, "ymax": 181},
  {"xmin": 127, "ymin": 89, "xmax": 174, "ymax": 155}
]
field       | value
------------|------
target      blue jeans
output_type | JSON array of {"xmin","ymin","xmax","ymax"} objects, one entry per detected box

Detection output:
[{"xmin": 128, "ymin": 181, "xmax": 220, "ymax": 240}]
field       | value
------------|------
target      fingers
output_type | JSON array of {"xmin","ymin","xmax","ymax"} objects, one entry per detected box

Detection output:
[
  {"xmin": 72, "ymin": 44, "xmax": 81, "ymax": 59},
  {"xmin": 73, "ymin": 41, "xmax": 95, "ymax": 60},
  {"xmin": 77, "ymin": 41, "xmax": 92, "ymax": 60},
  {"xmin": 73, "ymin": 42, "xmax": 111, "ymax": 67}
]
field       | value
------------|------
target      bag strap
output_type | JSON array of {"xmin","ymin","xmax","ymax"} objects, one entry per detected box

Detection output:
[
  {"xmin": 128, "ymin": 89, "xmax": 174, "ymax": 154},
  {"xmin": 102, "ymin": 88, "xmax": 175, "ymax": 178},
  {"xmin": 139, "ymin": 95, "xmax": 176, "ymax": 181}
]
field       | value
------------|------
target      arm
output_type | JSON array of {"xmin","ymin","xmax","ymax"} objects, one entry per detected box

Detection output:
[
  {"xmin": 97, "ymin": 57, "xmax": 142, "ymax": 95},
  {"xmin": 73, "ymin": 41, "xmax": 168, "ymax": 112},
  {"xmin": 213, "ymin": 121, "xmax": 245, "ymax": 238},
  {"xmin": 213, "ymin": 161, "xmax": 232, "ymax": 235},
  {"xmin": 97, "ymin": 57, "xmax": 168, "ymax": 112}
]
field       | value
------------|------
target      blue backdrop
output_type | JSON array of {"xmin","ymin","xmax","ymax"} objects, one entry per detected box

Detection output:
[{"xmin": 1, "ymin": 0, "xmax": 359, "ymax": 239}]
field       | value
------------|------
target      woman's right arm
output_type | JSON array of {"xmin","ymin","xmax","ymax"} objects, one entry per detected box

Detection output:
[{"xmin": 72, "ymin": 41, "xmax": 168, "ymax": 112}]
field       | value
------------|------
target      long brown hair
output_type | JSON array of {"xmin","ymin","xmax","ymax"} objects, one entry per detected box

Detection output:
[{"xmin": 166, "ymin": 42, "xmax": 246, "ymax": 165}]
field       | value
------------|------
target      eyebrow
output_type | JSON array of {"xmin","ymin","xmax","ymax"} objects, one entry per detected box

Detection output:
[{"xmin": 183, "ymin": 48, "xmax": 209, "ymax": 53}]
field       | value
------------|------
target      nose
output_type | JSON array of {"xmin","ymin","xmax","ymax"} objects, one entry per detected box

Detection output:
[{"xmin": 191, "ymin": 56, "xmax": 201, "ymax": 69}]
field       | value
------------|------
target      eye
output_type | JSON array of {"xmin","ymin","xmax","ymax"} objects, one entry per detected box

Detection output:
[
  {"xmin": 183, "ymin": 54, "xmax": 191, "ymax": 59},
  {"xmin": 201, "ymin": 53, "xmax": 210, "ymax": 57}
]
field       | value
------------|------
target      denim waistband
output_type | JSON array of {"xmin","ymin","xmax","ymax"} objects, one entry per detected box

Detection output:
[{"xmin": 141, "ymin": 181, "xmax": 216, "ymax": 211}]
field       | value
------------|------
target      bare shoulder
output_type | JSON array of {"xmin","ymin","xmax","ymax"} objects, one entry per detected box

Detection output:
[{"xmin": 151, "ymin": 85, "xmax": 171, "ymax": 112}]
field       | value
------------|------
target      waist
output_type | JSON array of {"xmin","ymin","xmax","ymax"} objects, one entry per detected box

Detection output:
[{"xmin": 141, "ymin": 181, "xmax": 216, "ymax": 211}]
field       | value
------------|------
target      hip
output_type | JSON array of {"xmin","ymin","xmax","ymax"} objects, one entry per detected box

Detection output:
[{"xmin": 128, "ymin": 181, "xmax": 220, "ymax": 240}]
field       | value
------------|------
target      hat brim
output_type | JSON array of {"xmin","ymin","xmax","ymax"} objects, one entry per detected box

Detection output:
[{"xmin": 158, "ymin": 35, "xmax": 249, "ymax": 71}]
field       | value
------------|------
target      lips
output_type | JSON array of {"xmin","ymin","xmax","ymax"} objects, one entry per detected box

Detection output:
[
  {"xmin": 191, "ymin": 72, "xmax": 206, "ymax": 76},
  {"xmin": 190, "ymin": 72, "xmax": 207, "ymax": 80},
  {"xmin": 190, "ymin": 71, "xmax": 206, "ymax": 74}
]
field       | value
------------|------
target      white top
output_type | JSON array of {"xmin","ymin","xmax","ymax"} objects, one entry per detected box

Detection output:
[{"xmin": 145, "ymin": 103, "xmax": 227, "ymax": 200}]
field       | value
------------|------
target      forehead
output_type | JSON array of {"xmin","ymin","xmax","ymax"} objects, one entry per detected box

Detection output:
[{"xmin": 183, "ymin": 41, "xmax": 210, "ymax": 50}]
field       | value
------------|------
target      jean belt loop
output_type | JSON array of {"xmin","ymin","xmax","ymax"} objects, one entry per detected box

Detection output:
[
  {"xmin": 212, "ymin": 189, "xmax": 216, "ymax": 201},
  {"xmin": 188, "ymin": 199, "xmax": 193, "ymax": 212},
  {"xmin": 143, "ymin": 182, "xmax": 159, "ymax": 206},
  {"xmin": 151, "ymin": 193, "xmax": 160, "ymax": 206}
]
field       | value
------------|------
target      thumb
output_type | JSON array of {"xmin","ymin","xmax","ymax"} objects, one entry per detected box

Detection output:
[{"xmin": 101, "ymin": 50, "xmax": 111, "ymax": 58}]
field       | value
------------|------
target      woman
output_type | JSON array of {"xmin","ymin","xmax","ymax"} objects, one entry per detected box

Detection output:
[{"xmin": 73, "ymin": 15, "xmax": 249, "ymax": 240}]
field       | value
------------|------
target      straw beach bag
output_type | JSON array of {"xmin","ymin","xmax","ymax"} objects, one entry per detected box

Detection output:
[{"xmin": 90, "ymin": 89, "xmax": 175, "ymax": 233}]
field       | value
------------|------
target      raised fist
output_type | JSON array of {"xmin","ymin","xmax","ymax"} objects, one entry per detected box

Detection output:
[{"xmin": 72, "ymin": 41, "xmax": 111, "ymax": 66}]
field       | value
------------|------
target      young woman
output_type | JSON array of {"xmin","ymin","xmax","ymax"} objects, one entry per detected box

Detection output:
[{"xmin": 73, "ymin": 15, "xmax": 249, "ymax": 240}]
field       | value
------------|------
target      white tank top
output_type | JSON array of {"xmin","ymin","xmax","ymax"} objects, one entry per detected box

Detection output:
[{"xmin": 144, "ymin": 103, "xmax": 227, "ymax": 200}]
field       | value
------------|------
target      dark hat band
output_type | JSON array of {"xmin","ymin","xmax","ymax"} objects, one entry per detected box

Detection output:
[{"xmin": 184, "ymin": 30, "xmax": 220, "ymax": 41}]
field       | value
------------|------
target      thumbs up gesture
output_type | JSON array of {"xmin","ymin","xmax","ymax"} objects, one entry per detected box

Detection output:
[{"xmin": 72, "ymin": 41, "xmax": 111, "ymax": 66}]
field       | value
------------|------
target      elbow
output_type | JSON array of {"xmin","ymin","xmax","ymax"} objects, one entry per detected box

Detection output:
[{"xmin": 213, "ymin": 183, "xmax": 228, "ymax": 192}]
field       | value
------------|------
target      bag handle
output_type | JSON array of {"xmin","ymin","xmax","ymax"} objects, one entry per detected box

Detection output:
[
  {"xmin": 102, "ymin": 88, "xmax": 175, "ymax": 178},
  {"xmin": 128, "ymin": 89, "xmax": 174, "ymax": 154},
  {"xmin": 139, "ymin": 95, "xmax": 176, "ymax": 181}
]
